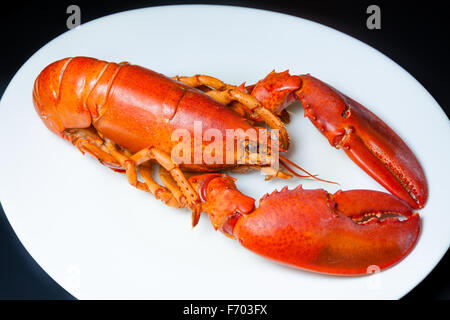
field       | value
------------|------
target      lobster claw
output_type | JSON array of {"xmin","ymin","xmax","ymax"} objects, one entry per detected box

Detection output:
[
  {"xmin": 251, "ymin": 71, "xmax": 428, "ymax": 209},
  {"xmin": 233, "ymin": 186, "xmax": 420, "ymax": 275},
  {"xmin": 191, "ymin": 174, "xmax": 420, "ymax": 275},
  {"xmin": 296, "ymin": 75, "xmax": 428, "ymax": 209}
]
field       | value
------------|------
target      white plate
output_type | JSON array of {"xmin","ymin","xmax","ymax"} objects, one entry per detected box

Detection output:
[{"xmin": 0, "ymin": 5, "xmax": 449, "ymax": 300}]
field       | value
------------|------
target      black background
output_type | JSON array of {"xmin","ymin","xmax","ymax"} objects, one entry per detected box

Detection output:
[{"xmin": 0, "ymin": 0, "xmax": 449, "ymax": 300}]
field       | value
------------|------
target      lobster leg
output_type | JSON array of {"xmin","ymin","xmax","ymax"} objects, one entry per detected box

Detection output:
[
  {"xmin": 73, "ymin": 135, "xmax": 150, "ymax": 192},
  {"xmin": 105, "ymin": 141, "xmax": 139, "ymax": 187},
  {"xmin": 157, "ymin": 166, "xmax": 185, "ymax": 207},
  {"xmin": 174, "ymin": 75, "xmax": 228, "ymax": 91},
  {"xmin": 124, "ymin": 146, "xmax": 202, "ymax": 222},
  {"xmin": 68, "ymin": 128, "xmax": 122, "ymax": 170},
  {"xmin": 140, "ymin": 164, "xmax": 181, "ymax": 208},
  {"xmin": 67, "ymin": 128, "xmax": 196, "ymax": 211},
  {"xmin": 76, "ymin": 139, "xmax": 121, "ymax": 169}
]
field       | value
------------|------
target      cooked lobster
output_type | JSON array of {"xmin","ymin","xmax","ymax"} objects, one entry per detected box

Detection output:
[{"xmin": 33, "ymin": 57, "xmax": 427, "ymax": 275}]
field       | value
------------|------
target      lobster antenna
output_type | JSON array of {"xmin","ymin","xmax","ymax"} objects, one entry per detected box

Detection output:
[
  {"xmin": 279, "ymin": 155, "xmax": 339, "ymax": 185},
  {"xmin": 279, "ymin": 159, "xmax": 318, "ymax": 179}
]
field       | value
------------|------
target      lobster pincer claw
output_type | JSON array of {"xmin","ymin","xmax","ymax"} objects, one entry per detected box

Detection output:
[
  {"xmin": 296, "ymin": 75, "xmax": 428, "ymax": 209},
  {"xmin": 190, "ymin": 174, "xmax": 420, "ymax": 275},
  {"xmin": 249, "ymin": 71, "xmax": 428, "ymax": 209},
  {"xmin": 232, "ymin": 186, "xmax": 420, "ymax": 275}
]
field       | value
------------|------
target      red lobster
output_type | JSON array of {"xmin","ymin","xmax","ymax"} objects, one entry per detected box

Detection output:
[{"xmin": 33, "ymin": 57, "xmax": 426, "ymax": 275}]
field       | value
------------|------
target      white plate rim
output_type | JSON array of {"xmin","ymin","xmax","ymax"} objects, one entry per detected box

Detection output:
[{"xmin": 0, "ymin": 4, "xmax": 449, "ymax": 299}]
